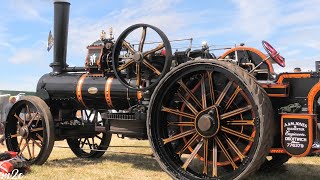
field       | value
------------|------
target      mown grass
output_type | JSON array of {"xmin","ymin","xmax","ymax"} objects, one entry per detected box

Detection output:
[{"xmin": 0, "ymin": 136, "xmax": 319, "ymax": 180}]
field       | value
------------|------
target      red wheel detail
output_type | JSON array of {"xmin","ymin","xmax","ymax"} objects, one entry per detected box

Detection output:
[{"xmin": 262, "ymin": 41, "xmax": 285, "ymax": 67}]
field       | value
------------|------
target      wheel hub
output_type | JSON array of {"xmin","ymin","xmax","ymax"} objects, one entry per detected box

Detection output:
[
  {"xmin": 133, "ymin": 52, "xmax": 143, "ymax": 63},
  {"xmin": 19, "ymin": 126, "xmax": 29, "ymax": 138},
  {"xmin": 195, "ymin": 106, "xmax": 220, "ymax": 137}
]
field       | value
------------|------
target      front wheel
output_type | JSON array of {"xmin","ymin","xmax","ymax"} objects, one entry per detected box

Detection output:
[
  {"xmin": 147, "ymin": 60, "xmax": 274, "ymax": 179},
  {"xmin": 5, "ymin": 96, "xmax": 55, "ymax": 165}
]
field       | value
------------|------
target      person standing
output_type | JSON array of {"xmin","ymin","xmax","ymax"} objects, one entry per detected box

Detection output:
[{"xmin": 0, "ymin": 96, "xmax": 16, "ymax": 145}]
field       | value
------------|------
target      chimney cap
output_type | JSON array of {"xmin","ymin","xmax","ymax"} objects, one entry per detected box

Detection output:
[{"xmin": 54, "ymin": 0, "xmax": 70, "ymax": 3}]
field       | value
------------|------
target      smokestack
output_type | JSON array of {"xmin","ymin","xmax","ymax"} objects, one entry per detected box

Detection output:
[{"xmin": 50, "ymin": 0, "xmax": 70, "ymax": 74}]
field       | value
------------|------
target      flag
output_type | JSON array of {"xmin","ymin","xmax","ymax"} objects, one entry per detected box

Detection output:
[{"xmin": 47, "ymin": 30, "xmax": 54, "ymax": 52}]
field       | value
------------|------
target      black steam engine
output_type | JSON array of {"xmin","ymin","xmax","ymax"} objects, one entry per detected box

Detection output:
[{"xmin": 5, "ymin": 0, "xmax": 320, "ymax": 180}]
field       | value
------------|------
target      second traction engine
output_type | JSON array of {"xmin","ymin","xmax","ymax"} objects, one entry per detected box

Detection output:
[{"xmin": 36, "ymin": 1, "xmax": 174, "ymax": 140}]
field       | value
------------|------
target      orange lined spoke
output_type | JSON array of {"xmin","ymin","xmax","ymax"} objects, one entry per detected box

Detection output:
[
  {"xmin": 122, "ymin": 40, "xmax": 136, "ymax": 54},
  {"xmin": 182, "ymin": 139, "xmax": 204, "ymax": 170},
  {"xmin": 203, "ymin": 138, "xmax": 209, "ymax": 175},
  {"xmin": 143, "ymin": 43, "xmax": 164, "ymax": 56},
  {"xmin": 212, "ymin": 140, "xmax": 218, "ymax": 177},
  {"xmin": 200, "ymin": 75, "xmax": 207, "ymax": 108},
  {"xmin": 26, "ymin": 105, "xmax": 31, "ymax": 121},
  {"xmin": 14, "ymin": 114, "xmax": 25, "ymax": 125},
  {"xmin": 207, "ymin": 71, "xmax": 215, "ymax": 105},
  {"xmin": 118, "ymin": 59, "xmax": 134, "ymax": 71},
  {"xmin": 178, "ymin": 80, "xmax": 202, "ymax": 108},
  {"xmin": 143, "ymin": 59, "xmax": 161, "ymax": 75},
  {"xmin": 221, "ymin": 126, "xmax": 254, "ymax": 142},
  {"xmin": 139, "ymin": 27, "xmax": 147, "ymax": 52},
  {"xmin": 136, "ymin": 63, "xmax": 141, "ymax": 87},
  {"xmin": 221, "ymin": 105, "xmax": 252, "ymax": 120},
  {"xmin": 178, "ymin": 134, "xmax": 199, "ymax": 155},
  {"xmin": 223, "ymin": 134, "xmax": 245, "ymax": 161},
  {"xmin": 215, "ymin": 81, "xmax": 233, "ymax": 106},
  {"xmin": 177, "ymin": 92, "xmax": 198, "ymax": 115},
  {"xmin": 162, "ymin": 129, "xmax": 196, "ymax": 144},
  {"xmin": 224, "ymin": 86, "xmax": 241, "ymax": 112},
  {"xmin": 27, "ymin": 112, "xmax": 39, "ymax": 127},
  {"xmin": 168, "ymin": 121, "xmax": 194, "ymax": 127},
  {"xmin": 226, "ymin": 120, "xmax": 254, "ymax": 126},
  {"xmin": 161, "ymin": 107, "xmax": 195, "ymax": 119},
  {"xmin": 215, "ymin": 136, "xmax": 238, "ymax": 170}
]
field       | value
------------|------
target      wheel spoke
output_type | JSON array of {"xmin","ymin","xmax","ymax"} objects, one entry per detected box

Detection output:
[
  {"xmin": 207, "ymin": 71, "xmax": 215, "ymax": 106},
  {"xmin": 10, "ymin": 134, "xmax": 20, "ymax": 138},
  {"xmin": 177, "ymin": 92, "xmax": 198, "ymax": 115},
  {"xmin": 139, "ymin": 27, "xmax": 147, "ymax": 52},
  {"xmin": 27, "ymin": 112, "xmax": 39, "ymax": 127},
  {"xmin": 18, "ymin": 137, "xmax": 23, "ymax": 148},
  {"xmin": 26, "ymin": 139, "xmax": 32, "ymax": 159},
  {"xmin": 18, "ymin": 139, "xmax": 28, "ymax": 156},
  {"xmin": 212, "ymin": 140, "xmax": 218, "ymax": 177},
  {"xmin": 143, "ymin": 43, "xmax": 164, "ymax": 56},
  {"xmin": 142, "ymin": 59, "xmax": 161, "ymax": 75},
  {"xmin": 32, "ymin": 141, "xmax": 35, "ymax": 158},
  {"xmin": 221, "ymin": 105, "xmax": 252, "ymax": 120},
  {"xmin": 226, "ymin": 120, "xmax": 254, "ymax": 126},
  {"xmin": 168, "ymin": 121, "xmax": 194, "ymax": 127},
  {"xmin": 177, "ymin": 133, "xmax": 199, "ymax": 155},
  {"xmin": 14, "ymin": 114, "xmax": 25, "ymax": 125},
  {"xmin": 161, "ymin": 106, "xmax": 195, "ymax": 119},
  {"xmin": 223, "ymin": 86, "xmax": 241, "ymax": 112},
  {"xmin": 162, "ymin": 129, "xmax": 196, "ymax": 144},
  {"xmin": 215, "ymin": 136, "xmax": 238, "ymax": 170},
  {"xmin": 215, "ymin": 80, "xmax": 233, "ymax": 106},
  {"xmin": 136, "ymin": 63, "xmax": 141, "ymax": 87},
  {"xmin": 220, "ymin": 126, "xmax": 254, "ymax": 142},
  {"xmin": 223, "ymin": 134, "xmax": 245, "ymax": 161},
  {"xmin": 26, "ymin": 105, "xmax": 31, "ymax": 121},
  {"xmin": 118, "ymin": 59, "xmax": 135, "ymax": 71},
  {"xmin": 178, "ymin": 80, "xmax": 202, "ymax": 108},
  {"xmin": 122, "ymin": 40, "xmax": 136, "ymax": 54},
  {"xmin": 203, "ymin": 138, "xmax": 209, "ymax": 175},
  {"xmin": 200, "ymin": 75, "xmax": 207, "ymax": 108},
  {"xmin": 30, "ymin": 127, "xmax": 44, "ymax": 132},
  {"xmin": 36, "ymin": 133, "xmax": 43, "ymax": 142},
  {"xmin": 95, "ymin": 135, "xmax": 103, "ymax": 140},
  {"xmin": 182, "ymin": 139, "xmax": 204, "ymax": 170},
  {"xmin": 30, "ymin": 138, "xmax": 42, "ymax": 148}
]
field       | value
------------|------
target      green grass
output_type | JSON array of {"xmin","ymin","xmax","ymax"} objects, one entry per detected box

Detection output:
[{"xmin": 0, "ymin": 136, "xmax": 319, "ymax": 180}]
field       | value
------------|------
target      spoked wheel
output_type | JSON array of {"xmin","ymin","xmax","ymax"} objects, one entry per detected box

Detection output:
[
  {"xmin": 67, "ymin": 110, "xmax": 111, "ymax": 158},
  {"xmin": 260, "ymin": 154, "xmax": 291, "ymax": 171},
  {"xmin": 147, "ymin": 60, "xmax": 274, "ymax": 179},
  {"xmin": 112, "ymin": 23, "xmax": 172, "ymax": 91},
  {"xmin": 5, "ymin": 96, "xmax": 54, "ymax": 165}
]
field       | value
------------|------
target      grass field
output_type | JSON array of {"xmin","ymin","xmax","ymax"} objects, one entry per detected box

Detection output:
[{"xmin": 0, "ymin": 135, "xmax": 319, "ymax": 180}]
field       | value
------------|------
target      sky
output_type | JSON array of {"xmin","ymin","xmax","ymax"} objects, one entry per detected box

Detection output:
[{"xmin": 0, "ymin": 0, "xmax": 320, "ymax": 91}]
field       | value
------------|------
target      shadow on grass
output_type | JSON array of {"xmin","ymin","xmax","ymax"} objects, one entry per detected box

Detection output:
[
  {"xmin": 45, "ymin": 153, "xmax": 320, "ymax": 179},
  {"xmin": 250, "ymin": 164, "xmax": 320, "ymax": 180},
  {"xmin": 46, "ymin": 153, "xmax": 163, "ymax": 172}
]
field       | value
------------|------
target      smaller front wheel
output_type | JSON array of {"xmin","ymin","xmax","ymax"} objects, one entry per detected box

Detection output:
[
  {"xmin": 5, "ymin": 96, "xmax": 55, "ymax": 165},
  {"xmin": 67, "ymin": 110, "xmax": 112, "ymax": 158}
]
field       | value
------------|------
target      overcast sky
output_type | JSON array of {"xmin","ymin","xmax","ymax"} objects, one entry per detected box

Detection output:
[{"xmin": 0, "ymin": 0, "xmax": 319, "ymax": 91}]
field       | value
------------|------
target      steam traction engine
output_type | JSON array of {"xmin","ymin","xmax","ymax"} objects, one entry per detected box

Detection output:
[{"xmin": 4, "ymin": 0, "xmax": 320, "ymax": 179}]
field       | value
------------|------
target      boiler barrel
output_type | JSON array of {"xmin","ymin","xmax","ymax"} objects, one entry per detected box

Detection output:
[{"xmin": 36, "ymin": 73, "xmax": 138, "ymax": 110}]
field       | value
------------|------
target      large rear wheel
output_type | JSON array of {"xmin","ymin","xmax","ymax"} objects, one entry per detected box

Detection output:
[{"xmin": 147, "ymin": 60, "xmax": 274, "ymax": 179}]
